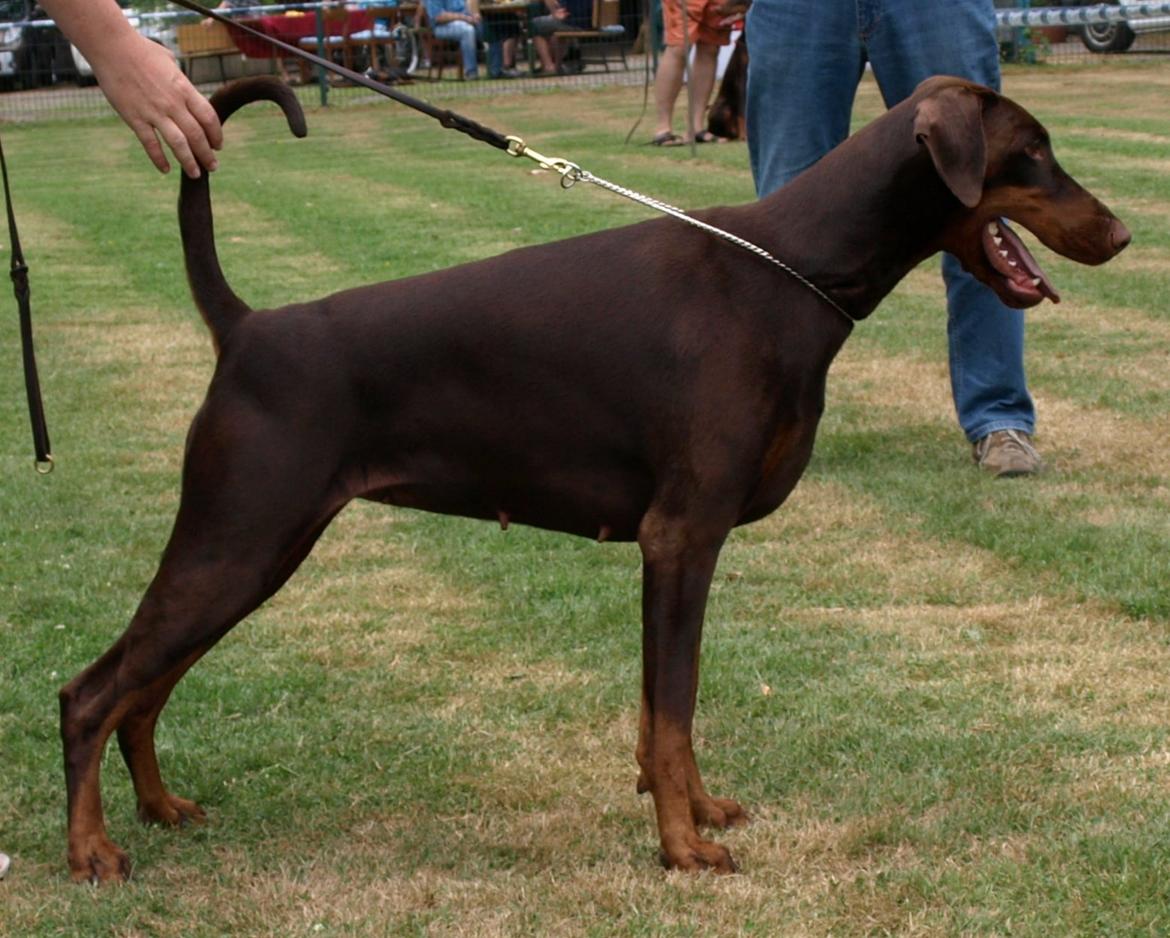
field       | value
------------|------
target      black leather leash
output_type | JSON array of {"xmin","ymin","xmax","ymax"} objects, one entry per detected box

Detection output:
[
  {"xmin": 167, "ymin": 0, "xmax": 513, "ymax": 151},
  {"xmin": 1, "ymin": 132, "xmax": 52, "ymax": 473}
]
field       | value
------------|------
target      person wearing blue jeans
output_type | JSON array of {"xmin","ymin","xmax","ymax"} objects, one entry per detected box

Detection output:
[
  {"xmin": 425, "ymin": 0, "xmax": 485, "ymax": 79},
  {"xmin": 745, "ymin": 0, "xmax": 1043, "ymax": 477}
]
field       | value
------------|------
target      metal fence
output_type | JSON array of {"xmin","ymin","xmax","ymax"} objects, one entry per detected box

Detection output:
[
  {"xmin": 0, "ymin": 2, "xmax": 1168, "ymax": 123},
  {"xmin": 995, "ymin": 1, "xmax": 1170, "ymax": 62}
]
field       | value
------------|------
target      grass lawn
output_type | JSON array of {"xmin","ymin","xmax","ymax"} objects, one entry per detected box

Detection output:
[{"xmin": 1, "ymin": 63, "xmax": 1168, "ymax": 936}]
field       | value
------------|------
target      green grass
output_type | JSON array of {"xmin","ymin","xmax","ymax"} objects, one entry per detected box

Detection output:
[{"xmin": 1, "ymin": 65, "xmax": 1169, "ymax": 935}]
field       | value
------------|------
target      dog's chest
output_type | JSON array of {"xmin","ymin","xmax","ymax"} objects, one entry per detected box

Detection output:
[{"xmin": 739, "ymin": 420, "xmax": 818, "ymax": 525}]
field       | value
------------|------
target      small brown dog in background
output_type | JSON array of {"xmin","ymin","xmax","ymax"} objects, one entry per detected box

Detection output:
[{"xmin": 707, "ymin": 31, "xmax": 748, "ymax": 141}]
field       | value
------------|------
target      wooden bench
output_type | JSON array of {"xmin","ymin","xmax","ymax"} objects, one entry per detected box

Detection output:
[{"xmin": 176, "ymin": 21, "xmax": 242, "ymax": 83}]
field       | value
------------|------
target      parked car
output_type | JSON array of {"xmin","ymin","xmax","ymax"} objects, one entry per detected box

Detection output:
[
  {"xmin": 0, "ymin": 0, "xmax": 176, "ymax": 90},
  {"xmin": 0, "ymin": 0, "xmax": 39, "ymax": 89},
  {"xmin": 1068, "ymin": 0, "xmax": 1170, "ymax": 53}
]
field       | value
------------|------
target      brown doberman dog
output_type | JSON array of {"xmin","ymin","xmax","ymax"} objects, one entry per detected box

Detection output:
[
  {"xmin": 707, "ymin": 32, "xmax": 748, "ymax": 142},
  {"xmin": 60, "ymin": 75, "xmax": 1129, "ymax": 882}
]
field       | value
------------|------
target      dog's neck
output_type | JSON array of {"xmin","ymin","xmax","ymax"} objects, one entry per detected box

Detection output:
[{"xmin": 749, "ymin": 99, "xmax": 965, "ymax": 321}]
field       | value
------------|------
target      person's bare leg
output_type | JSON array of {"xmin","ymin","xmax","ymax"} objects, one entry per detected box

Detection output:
[
  {"xmin": 653, "ymin": 44, "xmax": 687, "ymax": 139},
  {"xmin": 686, "ymin": 42, "xmax": 720, "ymax": 139},
  {"xmin": 535, "ymin": 34, "xmax": 556, "ymax": 72}
]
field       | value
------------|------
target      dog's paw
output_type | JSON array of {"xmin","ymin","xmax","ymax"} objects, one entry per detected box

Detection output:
[
  {"xmin": 137, "ymin": 793, "xmax": 207, "ymax": 828},
  {"xmin": 659, "ymin": 834, "xmax": 739, "ymax": 875},
  {"xmin": 692, "ymin": 794, "xmax": 748, "ymax": 830},
  {"xmin": 69, "ymin": 836, "xmax": 132, "ymax": 884}
]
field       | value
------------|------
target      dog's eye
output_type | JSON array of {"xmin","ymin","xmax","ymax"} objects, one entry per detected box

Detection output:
[{"xmin": 1025, "ymin": 141, "xmax": 1048, "ymax": 162}]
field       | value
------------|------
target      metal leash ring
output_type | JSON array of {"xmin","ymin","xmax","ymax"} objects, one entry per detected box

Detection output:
[{"xmin": 506, "ymin": 135, "xmax": 581, "ymax": 187}]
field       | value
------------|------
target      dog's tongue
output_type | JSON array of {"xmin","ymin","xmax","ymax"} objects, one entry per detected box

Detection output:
[{"xmin": 983, "ymin": 219, "xmax": 1060, "ymax": 304}]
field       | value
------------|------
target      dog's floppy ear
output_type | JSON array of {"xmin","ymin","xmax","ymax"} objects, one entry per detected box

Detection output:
[{"xmin": 913, "ymin": 84, "xmax": 987, "ymax": 209}]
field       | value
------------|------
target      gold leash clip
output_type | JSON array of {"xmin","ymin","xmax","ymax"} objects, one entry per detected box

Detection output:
[{"xmin": 505, "ymin": 136, "xmax": 582, "ymax": 188}]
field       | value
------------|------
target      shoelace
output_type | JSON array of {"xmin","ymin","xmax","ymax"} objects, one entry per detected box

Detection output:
[{"xmin": 976, "ymin": 429, "xmax": 1039, "ymax": 464}]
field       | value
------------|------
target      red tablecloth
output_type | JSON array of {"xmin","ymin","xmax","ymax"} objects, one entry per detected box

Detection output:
[{"xmin": 228, "ymin": 10, "xmax": 372, "ymax": 59}]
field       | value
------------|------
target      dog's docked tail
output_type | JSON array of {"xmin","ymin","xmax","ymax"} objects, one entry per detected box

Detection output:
[{"xmin": 179, "ymin": 77, "xmax": 307, "ymax": 353}]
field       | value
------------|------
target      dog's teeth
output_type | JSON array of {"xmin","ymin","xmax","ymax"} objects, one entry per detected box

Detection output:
[
  {"xmin": 1008, "ymin": 260, "xmax": 1018, "ymax": 267},
  {"xmin": 989, "ymin": 222, "xmax": 1000, "ymax": 235},
  {"xmin": 993, "ymin": 236, "xmax": 1003, "ymax": 247},
  {"xmin": 1031, "ymin": 277, "xmax": 1042, "ymax": 287},
  {"xmin": 999, "ymin": 250, "xmax": 1010, "ymax": 258}
]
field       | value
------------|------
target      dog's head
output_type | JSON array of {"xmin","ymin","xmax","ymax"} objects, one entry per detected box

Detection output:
[{"xmin": 912, "ymin": 76, "xmax": 1130, "ymax": 308}]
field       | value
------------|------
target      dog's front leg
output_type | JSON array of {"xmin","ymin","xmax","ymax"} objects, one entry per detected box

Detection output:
[{"xmin": 635, "ymin": 511, "xmax": 745, "ymax": 873}]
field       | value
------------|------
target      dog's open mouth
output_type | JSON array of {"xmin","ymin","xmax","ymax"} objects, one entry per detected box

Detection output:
[{"xmin": 983, "ymin": 219, "xmax": 1060, "ymax": 305}]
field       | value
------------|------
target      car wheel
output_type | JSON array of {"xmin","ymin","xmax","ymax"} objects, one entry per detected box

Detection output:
[{"xmin": 1080, "ymin": 14, "xmax": 1136, "ymax": 53}]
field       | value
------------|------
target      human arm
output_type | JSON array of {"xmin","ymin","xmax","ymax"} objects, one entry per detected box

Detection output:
[
  {"xmin": 39, "ymin": 0, "xmax": 223, "ymax": 178},
  {"xmin": 427, "ymin": 0, "xmax": 478, "ymax": 24}
]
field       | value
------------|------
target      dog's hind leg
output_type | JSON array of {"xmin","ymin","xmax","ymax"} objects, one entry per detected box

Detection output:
[
  {"xmin": 61, "ymin": 414, "xmax": 346, "ymax": 882},
  {"xmin": 116, "ymin": 645, "xmax": 212, "ymax": 829},
  {"xmin": 116, "ymin": 506, "xmax": 337, "ymax": 834},
  {"xmin": 635, "ymin": 508, "xmax": 747, "ymax": 874}
]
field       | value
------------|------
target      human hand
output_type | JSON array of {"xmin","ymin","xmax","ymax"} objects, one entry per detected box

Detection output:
[{"xmin": 89, "ymin": 32, "xmax": 223, "ymax": 178}]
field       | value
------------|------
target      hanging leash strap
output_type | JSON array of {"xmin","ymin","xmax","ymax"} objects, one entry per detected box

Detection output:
[
  {"xmin": 168, "ymin": 0, "xmax": 854, "ymax": 324},
  {"xmin": 0, "ymin": 132, "xmax": 53, "ymax": 473}
]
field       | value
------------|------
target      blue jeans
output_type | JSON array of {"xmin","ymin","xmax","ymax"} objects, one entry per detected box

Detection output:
[
  {"xmin": 745, "ymin": 0, "xmax": 1035, "ymax": 443},
  {"xmin": 433, "ymin": 19, "xmax": 483, "ymax": 77}
]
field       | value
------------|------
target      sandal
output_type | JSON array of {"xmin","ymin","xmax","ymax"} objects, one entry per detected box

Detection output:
[
  {"xmin": 649, "ymin": 131, "xmax": 685, "ymax": 147},
  {"xmin": 694, "ymin": 130, "xmax": 727, "ymax": 144}
]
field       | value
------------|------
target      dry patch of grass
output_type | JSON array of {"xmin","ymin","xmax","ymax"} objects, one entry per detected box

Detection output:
[
  {"xmin": 1063, "ymin": 126, "xmax": 1170, "ymax": 147},
  {"xmin": 1038, "ymin": 395, "xmax": 1168, "ymax": 478},
  {"xmin": 1090, "ymin": 153, "xmax": 1170, "ymax": 177},
  {"xmin": 210, "ymin": 191, "xmax": 349, "ymax": 293},
  {"xmin": 16, "ymin": 209, "xmax": 129, "ymax": 306},
  {"xmin": 739, "ymin": 477, "xmax": 1023, "ymax": 608},
  {"xmin": 1095, "ymin": 243, "xmax": 1170, "ymax": 280},
  {"xmin": 828, "ymin": 345, "xmax": 954, "ymax": 424}
]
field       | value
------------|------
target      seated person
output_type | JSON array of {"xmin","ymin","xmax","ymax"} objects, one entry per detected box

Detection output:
[
  {"xmin": 481, "ymin": 10, "xmax": 522, "ymax": 78},
  {"xmin": 425, "ymin": 0, "xmax": 484, "ymax": 78},
  {"xmin": 531, "ymin": 0, "xmax": 591, "ymax": 74}
]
